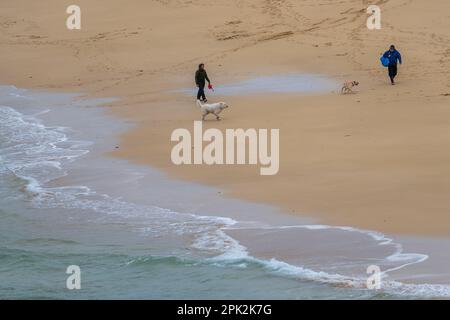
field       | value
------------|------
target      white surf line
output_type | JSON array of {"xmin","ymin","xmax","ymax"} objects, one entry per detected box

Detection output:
[
  {"xmin": 8, "ymin": 92, "xmax": 35, "ymax": 100},
  {"xmin": 213, "ymin": 223, "xmax": 450, "ymax": 297},
  {"xmin": 222, "ymin": 223, "xmax": 429, "ymax": 278},
  {"xmin": 30, "ymin": 109, "xmax": 51, "ymax": 117}
]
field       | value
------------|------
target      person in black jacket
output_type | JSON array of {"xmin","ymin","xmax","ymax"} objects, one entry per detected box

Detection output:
[{"xmin": 195, "ymin": 63, "xmax": 211, "ymax": 102}]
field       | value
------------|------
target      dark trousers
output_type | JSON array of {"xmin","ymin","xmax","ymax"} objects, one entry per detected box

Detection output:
[
  {"xmin": 388, "ymin": 64, "xmax": 398, "ymax": 83},
  {"xmin": 197, "ymin": 83, "xmax": 206, "ymax": 101}
]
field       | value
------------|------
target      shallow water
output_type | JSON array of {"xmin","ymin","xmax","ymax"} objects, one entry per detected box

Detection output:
[
  {"xmin": 1, "ymin": 85, "xmax": 448, "ymax": 299},
  {"xmin": 176, "ymin": 73, "xmax": 339, "ymax": 96}
]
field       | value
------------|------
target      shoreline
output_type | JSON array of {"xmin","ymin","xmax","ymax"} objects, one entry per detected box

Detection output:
[
  {"xmin": 2, "ymin": 0, "xmax": 450, "ymax": 298},
  {"xmin": 3, "ymin": 0, "xmax": 449, "ymax": 236},
  {"xmin": 109, "ymin": 82, "xmax": 450, "ymax": 237},
  {"xmin": 2, "ymin": 84, "xmax": 450, "ymax": 298}
]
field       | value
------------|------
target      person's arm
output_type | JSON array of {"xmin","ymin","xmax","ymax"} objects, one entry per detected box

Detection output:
[
  {"xmin": 398, "ymin": 52, "xmax": 402, "ymax": 64},
  {"xmin": 195, "ymin": 71, "xmax": 200, "ymax": 86},
  {"xmin": 205, "ymin": 72, "xmax": 211, "ymax": 84},
  {"xmin": 383, "ymin": 51, "xmax": 389, "ymax": 58}
]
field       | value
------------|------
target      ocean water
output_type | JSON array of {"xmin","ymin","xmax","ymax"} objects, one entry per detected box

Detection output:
[{"xmin": 1, "ymin": 85, "xmax": 448, "ymax": 299}]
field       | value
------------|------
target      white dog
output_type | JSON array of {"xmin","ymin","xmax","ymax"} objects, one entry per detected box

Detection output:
[{"xmin": 197, "ymin": 99, "xmax": 229, "ymax": 121}]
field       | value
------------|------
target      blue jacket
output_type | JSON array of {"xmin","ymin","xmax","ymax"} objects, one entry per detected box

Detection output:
[{"xmin": 383, "ymin": 50, "xmax": 402, "ymax": 66}]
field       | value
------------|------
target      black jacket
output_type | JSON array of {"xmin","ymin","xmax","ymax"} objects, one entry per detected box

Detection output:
[{"xmin": 195, "ymin": 69, "xmax": 210, "ymax": 86}]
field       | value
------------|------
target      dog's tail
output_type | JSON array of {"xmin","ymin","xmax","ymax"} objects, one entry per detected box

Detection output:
[{"xmin": 196, "ymin": 99, "xmax": 203, "ymax": 108}]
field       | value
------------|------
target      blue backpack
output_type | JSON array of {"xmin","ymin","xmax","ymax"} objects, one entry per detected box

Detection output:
[{"xmin": 380, "ymin": 56, "xmax": 390, "ymax": 67}]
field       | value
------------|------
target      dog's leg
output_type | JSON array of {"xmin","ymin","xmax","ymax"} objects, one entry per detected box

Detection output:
[{"xmin": 213, "ymin": 112, "xmax": 221, "ymax": 120}]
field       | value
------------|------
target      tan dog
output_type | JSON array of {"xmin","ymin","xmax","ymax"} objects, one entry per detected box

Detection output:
[{"xmin": 341, "ymin": 81, "xmax": 359, "ymax": 94}]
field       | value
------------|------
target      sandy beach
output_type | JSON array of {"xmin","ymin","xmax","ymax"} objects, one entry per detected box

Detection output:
[{"xmin": 2, "ymin": 0, "xmax": 450, "ymax": 297}]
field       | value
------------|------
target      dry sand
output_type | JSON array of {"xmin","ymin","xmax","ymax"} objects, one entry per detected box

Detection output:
[{"xmin": 1, "ymin": 0, "xmax": 450, "ymax": 236}]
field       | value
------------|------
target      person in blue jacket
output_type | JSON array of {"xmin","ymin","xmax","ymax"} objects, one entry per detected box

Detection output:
[{"xmin": 383, "ymin": 45, "xmax": 402, "ymax": 85}]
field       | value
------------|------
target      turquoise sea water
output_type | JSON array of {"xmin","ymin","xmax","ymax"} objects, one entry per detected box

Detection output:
[{"xmin": 0, "ymin": 172, "xmax": 375, "ymax": 299}]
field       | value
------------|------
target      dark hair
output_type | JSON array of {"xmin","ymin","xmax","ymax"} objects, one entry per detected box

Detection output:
[
  {"xmin": 198, "ymin": 63, "xmax": 204, "ymax": 69},
  {"xmin": 390, "ymin": 45, "xmax": 395, "ymax": 49}
]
